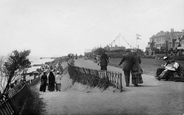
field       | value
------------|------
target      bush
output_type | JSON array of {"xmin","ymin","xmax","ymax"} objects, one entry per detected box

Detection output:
[
  {"xmin": 68, "ymin": 65, "xmax": 112, "ymax": 90},
  {"xmin": 21, "ymin": 88, "xmax": 46, "ymax": 115}
]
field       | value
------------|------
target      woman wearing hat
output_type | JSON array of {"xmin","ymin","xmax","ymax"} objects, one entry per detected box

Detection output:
[
  {"xmin": 48, "ymin": 71, "xmax": 56, "ymax": 91},
  {"xmin": 40, "ymin": 71, "xmax": 47, "ymax": 92},
  {"xmin": 155, "ymin": 56, "xmax": 170, "ymax": 79},
  {"xmin": 131, "ymin": 50, "xmax": 143, "ymax": 86}
]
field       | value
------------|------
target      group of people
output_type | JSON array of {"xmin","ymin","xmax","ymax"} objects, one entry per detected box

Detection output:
[
  {"xmin": 155, "ymin": 56, "xmax": 180, "ymax": 81},
  {"xmin": 39, "ymin": 70, "xmax": 62, "ymax": 92},
  {"xmin": 98, "ymin": 49, "xmax": 143, "ymax": 87},
  {"xmin": 119, "ymin": 49, "xmax": 143, "ymax": 86}
]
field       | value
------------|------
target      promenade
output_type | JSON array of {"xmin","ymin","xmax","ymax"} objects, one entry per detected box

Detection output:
[{"xmin": 37, "ymin": 58, "xmax": 184, "ymax": 115}]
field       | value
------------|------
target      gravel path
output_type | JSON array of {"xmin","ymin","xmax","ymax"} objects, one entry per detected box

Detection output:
[{"xmin": 37, "ymin": 58, "xmax": 184, "ymax": 115}]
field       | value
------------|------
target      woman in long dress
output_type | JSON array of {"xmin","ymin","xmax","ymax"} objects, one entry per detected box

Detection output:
[
  {"xmin": 131, "ymin": 51, "xmax": 143, "ymax": 86},
  {"xmin": 40, "ymin": 72, "xmax": 47, "ymax": 92},
  {"xmin": 48, "ymin": 71, "xmax": 55, "ymax": 91}
]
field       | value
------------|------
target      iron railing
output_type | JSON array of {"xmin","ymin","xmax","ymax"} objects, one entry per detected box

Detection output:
[{"xmin": 68, "ymin": 63, "xmax": 123, "ymax": 92}]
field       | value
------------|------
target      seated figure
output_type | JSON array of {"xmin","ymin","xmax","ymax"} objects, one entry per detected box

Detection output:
[
  {"xmin": 155, "ymin": 56, "xmax": 170, "ymax": 78},
  {"xmin": 157, "ymin": 59, "xmax": 180, "ymax": 80}
]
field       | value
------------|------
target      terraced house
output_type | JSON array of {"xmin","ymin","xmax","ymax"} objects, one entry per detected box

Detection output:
[{"xmin": 146, "ymin": 28, "xmax": 184, "ymax": 56}]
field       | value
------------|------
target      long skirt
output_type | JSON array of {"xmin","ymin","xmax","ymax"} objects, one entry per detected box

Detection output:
[
  {"xmin": 48, "ymin": 82, "xmax": 55, "ymax": 91},
  {"xmin": 40, "ymin": 81, "xmax": 47, "ymax": 92},
  {"xmin": 156, "ymin": 68, "xmax": 165, "ymax": 77},
  {"xmin": 159, "ymin": 70, "xmax": 175, "ymax": 80},
  {"xmin": 132, "ymin": 73, "xmax": 143, "ymax": 85}
]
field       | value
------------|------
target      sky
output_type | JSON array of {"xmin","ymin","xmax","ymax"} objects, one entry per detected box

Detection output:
[{"xmin": 0, "ymin": 0, "xmax": 184, "ymax": 57}]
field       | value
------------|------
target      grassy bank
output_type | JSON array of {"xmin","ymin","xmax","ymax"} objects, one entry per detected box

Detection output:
[{"xmin": 22, "ymin": 84, "xmax": 46, "ymax": 115}]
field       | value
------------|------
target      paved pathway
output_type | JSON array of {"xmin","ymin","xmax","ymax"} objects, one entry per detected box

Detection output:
[{"xmin": 39, "ymin": 58, "xmax": 184, "ymax": 115}]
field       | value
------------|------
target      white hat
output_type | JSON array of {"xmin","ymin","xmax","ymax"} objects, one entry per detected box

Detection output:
[{"xmin": 163, "ymin": 56, "xmax": 168, "ymax": 60}]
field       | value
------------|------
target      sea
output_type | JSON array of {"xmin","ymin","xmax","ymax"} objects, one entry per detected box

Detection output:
[{"xmin": 28, "ymin": 57, "xmax": 55, "ymax": 72}]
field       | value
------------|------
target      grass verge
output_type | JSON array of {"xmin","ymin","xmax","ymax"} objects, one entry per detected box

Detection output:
[{"xmin": 22, "ymin": 86, "xmax": 46, "ymax": 115}]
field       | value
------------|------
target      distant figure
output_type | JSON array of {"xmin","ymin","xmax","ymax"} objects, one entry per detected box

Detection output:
[
  {"xmin": 39, "ymin": 71, "xmax": 47, "ymax": 92},
  {"xmin": 131, "ymin": 50, "xmax": 143, "ymax": 86},
  {"xmin": 55, "ymin": 71, "xmax": 62, "ymax": 91},
  {"xmin": 75, "ymin": 54, "xmax": 78, "ymax": 59},
  {"xmin": 119, "ymin": 49, "xmax": 134, "ymax": 86},
  {"xmin": 100, "ymin": 51, "xmax": 109, "ymax": 70},
  {"xmin": 48, "ymin": 71, "xmax": 55, "ymax": 91},
  {"xmin": 155, "ymin": 56, "xmax": 170, "ymax": 78}
]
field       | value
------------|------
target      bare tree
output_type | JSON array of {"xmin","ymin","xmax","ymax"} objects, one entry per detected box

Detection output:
[{"xmin": 2, "ymin": 50, "xmax": 31, "ymax": 94}]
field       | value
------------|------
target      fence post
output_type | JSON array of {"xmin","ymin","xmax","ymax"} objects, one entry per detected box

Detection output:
[{"xmin": 120, "ymin": 74, "xmax": 123, "ymax": 92}]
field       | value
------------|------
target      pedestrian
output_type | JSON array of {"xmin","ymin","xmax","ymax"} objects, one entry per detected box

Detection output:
[
  {"xmin": 100, "ymin": 51, "xmax": 109, "ymax": 70},
  {"xmin": 131, "ymin": 50, "xmax": 143, "ymax": 86},
  {"xmin": 119, "ymin": 49, "xmax": 134, "ymax": 86},
  {"xmin": 48, "ymin": 71, "xmax": 55, "ymax": 91},
  {"xmin": 39, "ymin": 71, "xmax": 47, "ymax": 92},
  {"xmin": 55, "ymin": 71, "xmax": 62, "ymax": 91}
]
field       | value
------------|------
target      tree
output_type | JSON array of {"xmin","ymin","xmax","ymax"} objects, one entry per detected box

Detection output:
[
  {"xmin": 0, "ymin": 56, "xmax": 7, "ymax": 92},
  {"xmin": 2, "ymin": 50, "xmax": 31, "ymax": 94}
]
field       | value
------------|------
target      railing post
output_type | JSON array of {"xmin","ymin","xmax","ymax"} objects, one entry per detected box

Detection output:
[{"xmin": 120, "ymin": 74, "xmax": 123, "ymax": 92}]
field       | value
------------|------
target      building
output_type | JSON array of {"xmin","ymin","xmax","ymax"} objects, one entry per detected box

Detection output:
[{"xmin": 146, "ymin": 28, "xmax": 184, "ymax": 56}]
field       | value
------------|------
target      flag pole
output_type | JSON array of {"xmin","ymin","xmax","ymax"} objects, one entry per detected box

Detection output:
[{"xmin": 136, "ymin": 34, "xmax": 141, "ymax": 49}]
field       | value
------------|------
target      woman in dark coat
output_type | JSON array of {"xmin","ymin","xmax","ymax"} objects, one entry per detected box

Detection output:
[
  {"xmin": 48, "ymin": 71, "xmax": 55, "ymax": 91},
  {"xmin": 131, "ymin": 51, "xmax": 143, "ymax": 86},
  {"xmin": 40, "ymin": 72, "xmax": 47, "ymax": 92}
]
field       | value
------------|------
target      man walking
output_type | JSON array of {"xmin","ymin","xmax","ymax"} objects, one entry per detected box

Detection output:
[
  {"xmin": 119, "ymin": 49, "xmax": 134, "ymax": 86},
  {"xmin": 100, "ymin": 51, "xmax": 109, "ymax": 70}
]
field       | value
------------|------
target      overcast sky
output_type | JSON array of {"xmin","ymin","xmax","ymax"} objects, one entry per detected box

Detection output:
[{"xmin": 0, "ymin": 0, "xmax": 184, "ymax": 57}]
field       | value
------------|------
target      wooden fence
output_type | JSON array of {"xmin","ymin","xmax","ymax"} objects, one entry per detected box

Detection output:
[
  {"xmin": 68, "ymin": 64, "xmax": 123, "ymax": 92},
  {"xmin": 0, "ymin": 76, "xmax": 40, "ymax": 115}
]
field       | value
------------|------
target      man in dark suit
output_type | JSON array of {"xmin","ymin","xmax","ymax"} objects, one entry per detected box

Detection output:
[
  {"xmin": 119, "ymin": 49, "xmax": 134, "ymax": 86},
  {"xmin": 100, "ymin": 51, "xmax": 109, "ymax": 70}
]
